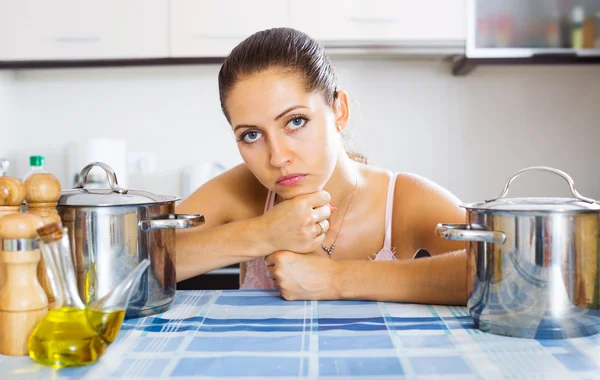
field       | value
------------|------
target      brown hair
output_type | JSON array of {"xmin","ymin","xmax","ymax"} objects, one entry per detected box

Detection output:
[{"xmin": 218, "ymin": 27, "xmax": 367, "ymax": 164}]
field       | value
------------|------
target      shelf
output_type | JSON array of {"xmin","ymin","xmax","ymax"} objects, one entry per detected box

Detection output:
[
  {"xmin": 452, "ymin": 53, "xmax": 600, "ymax": 76},
  {"xmin": 0, "ymin": 57, "xmax": 225, "ymax": 70}
]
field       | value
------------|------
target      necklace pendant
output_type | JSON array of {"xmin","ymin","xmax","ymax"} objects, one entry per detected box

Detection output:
[{"xmin": 322, "ymin": 244, "xmax": 335, "ymax": 256}]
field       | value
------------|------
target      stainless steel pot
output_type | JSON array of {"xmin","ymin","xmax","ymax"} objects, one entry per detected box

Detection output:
[
  {"xmin": 57, "ymin": 162, "xmax": 205, "ymax": 319},
  {"xmin": 436, "ymin": 166, "xmax": 600, "ymax": 339}
]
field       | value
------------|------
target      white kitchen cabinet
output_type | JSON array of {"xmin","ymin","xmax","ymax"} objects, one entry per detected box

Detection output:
[
  {"xmin": 0, "ymin": 0, "xmax": 168, "ymax": 61},
  {"xmin": 169, "ymin": 0, "xmax": 289, "ymax": 57},
  {"xmin": 289, "ymin": 0, "xmax": 466, "ymax": 44}
]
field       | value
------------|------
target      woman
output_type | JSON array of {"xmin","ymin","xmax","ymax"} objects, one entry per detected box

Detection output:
[{"xmin": 176, "ymin": 27, "xmax": 468, "ymax": 305}]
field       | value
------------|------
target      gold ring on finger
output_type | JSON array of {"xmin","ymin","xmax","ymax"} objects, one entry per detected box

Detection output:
[{"xmin": 317, "ymin": 221, "xmax": 326, "ymax": 237}]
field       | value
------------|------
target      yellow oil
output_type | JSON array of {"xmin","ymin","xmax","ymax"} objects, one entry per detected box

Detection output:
[
  {"xmin": 87, "ymin": 307, "xmax": 126, "ymax": 344},
  {"xmin": 84, "ymin": 262, "xmax": 97, "ymax": 304},
  {"xmin": 28, "ymin": 307, "xmax": 126, "ymax": 368}
]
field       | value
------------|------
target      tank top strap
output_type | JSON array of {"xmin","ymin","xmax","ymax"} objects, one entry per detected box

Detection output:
[
  {"xmin": 382, "ymin": 173, "xmax": 398, "ymax": 250},
  {"xmin": 263, "ymin": 190, "xmax": 276, "ymax": 214}
]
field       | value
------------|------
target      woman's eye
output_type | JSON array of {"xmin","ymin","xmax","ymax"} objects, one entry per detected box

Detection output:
[
  {"xmin": 242, "ymin": 131, "xmax": 262, "ymax": 143},
  {"xmin": 287, "ymin": 117, "xmax": 307, "ymax": 130}
]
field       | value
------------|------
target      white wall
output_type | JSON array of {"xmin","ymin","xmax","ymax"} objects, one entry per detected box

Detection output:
[
  {"xmin": 0, "ymin": 71, "xmax": 16, "ymax": 163},
  {"xmin": 10, "ymin": 60, "xmax": 600, "ymax": 203}
]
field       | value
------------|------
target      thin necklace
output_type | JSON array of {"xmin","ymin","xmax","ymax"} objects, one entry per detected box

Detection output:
[{"xmin": 321, "ymin": 172, "xmax": 358, "ymax": 257}]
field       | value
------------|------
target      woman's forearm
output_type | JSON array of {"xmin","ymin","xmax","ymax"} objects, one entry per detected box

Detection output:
[
  {"xmin": 334, "ymin": 250, "xmax": 468, "ymax": 305},
  {"xmin": 176, "ymin": 217, "xmax": 273, "ymax": 282}
]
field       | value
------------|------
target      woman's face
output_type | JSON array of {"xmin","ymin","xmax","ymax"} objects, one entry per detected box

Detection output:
[{"xmin": 226, "ymin": 68, "xmax": 347, "ymax": 199}]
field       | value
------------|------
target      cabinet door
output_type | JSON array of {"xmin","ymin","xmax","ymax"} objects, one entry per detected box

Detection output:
[
  {"xmin": 289, "ymin": 0, "xmax": 466, "ymax": 43},
  {"xmin": 170, "ymin": 0, "xmax": 289, "ymax": 57},
  {"xmin": 0, "ymin": 0, "xmax": 168, "ymax": 60}
]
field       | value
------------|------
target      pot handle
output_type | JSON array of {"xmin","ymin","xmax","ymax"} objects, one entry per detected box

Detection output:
[
  {"xmin": 139, "ymin": 214, "xmax": 205, "ymax": 232},
  {"xmin": 76, "ymin": 162, "xmax": 128, "ymax": 194},
  {"xmin": 485, "ymin": 166, "xmax": 596, "ymax": 204},
  {"xmin": 436, "ymin": 223, "xmax": 506, "ymax": 244}
]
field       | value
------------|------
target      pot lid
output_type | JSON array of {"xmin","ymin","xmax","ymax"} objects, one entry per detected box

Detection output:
[
  {"xmin": 58, "ymin": 162, "xmax": 176, "ymax": 207},
  {"xmin": 59, "ymin": 188, "xmax": 176, "ymax": 207},
  {"xmin": 467, "ymin": 166, "xmax": 600, "ymax": 213},
  {"xmin": 467, "ymin": 196, "xmax": 600, "ymax": 212}
]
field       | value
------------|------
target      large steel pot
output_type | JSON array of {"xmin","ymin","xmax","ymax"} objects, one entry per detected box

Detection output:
[
  {"xmin": 57, "ymin": 162, "xmax": 204, "ymax": 318},
  {"xmin": 436, "ymin": 166, "xmax": 600, "ymax": 339}
]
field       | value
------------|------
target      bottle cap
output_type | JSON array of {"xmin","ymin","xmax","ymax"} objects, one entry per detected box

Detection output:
[
  {"xmin": 29, "ymin": 156, "xmax": 44, "ymax": 167},
  {"xmin": 36, "ymin": 222, "xmax": 65, "ymax": 243},
  {"xmin": 572, "ymin": 6, "xmax": 585, "ymax": 23}
]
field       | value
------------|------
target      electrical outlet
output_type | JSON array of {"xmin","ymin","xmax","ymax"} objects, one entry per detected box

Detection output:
[{"xmin": 127, "ymin": 152, "xmax": 158, "ymax": 175}]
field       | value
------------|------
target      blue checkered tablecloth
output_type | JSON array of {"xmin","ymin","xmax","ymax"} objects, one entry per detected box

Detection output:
[{"xmin": 1, "ymin": 289, "xmax": 599, "ymax": 379}]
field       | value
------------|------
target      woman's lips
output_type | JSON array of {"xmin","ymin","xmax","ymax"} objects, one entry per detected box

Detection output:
[{"xmin": 277, "ymin": 174, "xmax": 307, "ymax": 187}]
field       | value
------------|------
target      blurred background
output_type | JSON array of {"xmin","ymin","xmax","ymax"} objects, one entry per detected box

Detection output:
[{"xmin": 0, "ymin": 0, "xmax": 599, "ymax": 205}]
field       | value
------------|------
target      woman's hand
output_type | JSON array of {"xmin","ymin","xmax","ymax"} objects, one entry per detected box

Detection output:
[
  {"xmin": 260, "ymin": 190, "xmax": 332, "ymax": 254},
  {"xmin": 264, "ymin": 251, "xmax": 341, "ymax": 301}
]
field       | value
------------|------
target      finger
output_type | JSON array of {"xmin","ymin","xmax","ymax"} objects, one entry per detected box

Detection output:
[
  {"xmin": 311, "ymin": 204, "xmax": 331, "ymax": 222},
  {"xmin": 266, "ymin": 265, "xmax": 275, "ymax": 280},
  {"xmin": 314, "ymin": 219, "xmax": 329, "ymax": 238},
  {"xmin": 305, "ymin": 190, "xmax": 330, "ymax": 208},
  {"xmin": 264, "ymin": 254, "xmax": 275, "ymax": 266}
]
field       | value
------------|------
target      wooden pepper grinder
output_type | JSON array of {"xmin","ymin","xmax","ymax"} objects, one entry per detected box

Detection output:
[
  {"xmin": 25, "ymin": 173, "xmax": 62, "ymax": 308},
  {"xmin": 0, "ymin": 213, "xmax": 47, "ymax": 356},
  {"xmin": 0, "ymin": 176, "xmax": 27, "ymax": 290},
  {"xmin": 24, "ymin": 173, "xmax": 62, "ymax": 225},
  {"xmin": 0, "ymin": 175, "xmax": 26, "ymax": 218}
]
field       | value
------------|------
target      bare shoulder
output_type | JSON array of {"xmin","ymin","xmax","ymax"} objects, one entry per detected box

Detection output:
[
  {"xmin": 356, "ymin": 164, "xmax": 395, "ymax": 186},
  {"xmin": 392, "ymin": 172, "xmax": 466, "ymax": 255},
  {"xmin": 394, "ymin": 172, "xmax": 462, "ymax": 206},
  {"xmin": 356, "ymin": 166, "xmax": 460, "ymax": 205},
  {"xmin": 176, "ymin": 163, "xmax": 268, "ymax": 226}
]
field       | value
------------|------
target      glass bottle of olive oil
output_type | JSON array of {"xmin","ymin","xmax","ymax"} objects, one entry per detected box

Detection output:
[
  {"xmin": 28, "ymin": 223, "xmax": 147, "ymax": 368},
  {"xmin": 27, "ymin": 307, "xmax": 125, "ymax": 368}
]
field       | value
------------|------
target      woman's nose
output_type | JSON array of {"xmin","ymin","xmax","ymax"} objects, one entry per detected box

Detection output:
[{"xmin": 268, "ymin": 136, "xmax": 292, "ymax": 168}]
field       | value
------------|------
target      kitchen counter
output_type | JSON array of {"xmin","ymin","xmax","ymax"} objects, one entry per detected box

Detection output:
[{"xmin": 1, "ymin": 289, "xmax": 599, "ymax": 379}]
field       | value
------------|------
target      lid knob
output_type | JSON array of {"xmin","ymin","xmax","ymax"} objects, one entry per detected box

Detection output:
[
  {"xmin": 485, "ymin": 166, "xmax": 596, "ymax": 204},
  {"xmin": 58, "ymin": 161, "xmax": 167, "ymax": 207}
]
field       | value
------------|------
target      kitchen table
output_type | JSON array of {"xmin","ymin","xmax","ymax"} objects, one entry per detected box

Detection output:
[{"xmin": 1, "ymin": 289, "xmax": 599, "ymax": 379}]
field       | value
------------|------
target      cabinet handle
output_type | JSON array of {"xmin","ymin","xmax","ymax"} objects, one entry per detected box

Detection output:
[
  {"xmin": 55, "ymin": 36, "xmax": 101, "ymax": 43},
  {"xmin": 347, "ymin": 16, "xmax": 398, "ymax": 24},
  {"xmin": 192, "ymin": 33, "xmax": 247, "ymax": 40}
]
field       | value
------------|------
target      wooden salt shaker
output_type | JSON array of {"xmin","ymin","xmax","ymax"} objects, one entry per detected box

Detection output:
[
  {"xmin": 0, "ymin": 213, "xmax": 47, "ymax": 356},
  {"xmin": 0, "ymin": 176, "xmax": 27, "ymax": 290},
  {"xmin": 25, "ymin": 173, "xmax": 62, "ymax": 308}
]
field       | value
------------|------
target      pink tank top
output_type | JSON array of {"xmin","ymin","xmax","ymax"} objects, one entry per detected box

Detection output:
[{"xmin": 240, "ymin": 173, "xmax": 399, "ymax": 289}]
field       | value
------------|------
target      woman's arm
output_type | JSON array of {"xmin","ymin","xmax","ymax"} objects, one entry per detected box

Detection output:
[
  {"xmin": 266, "ymin": 173, "xmax": 470, "ymax": 305},
  {"xmin": 176, "ymin": 218, "xmax": 275, "ymax": 282},
  {"xmin": 175, "ymin": 165, "xmax": 273, "ymax": 282},
  {"xmin": 350, "ymin": 172, "xmax": 468, "ymax": 304},
  {"xmin": 334, "ymin": 250, "xmax": 468, "ymax": 305},
  {"xmin": 266, "ymin": 249, "xmax": 468, "ymax": 305},
  {"xmin": 175, "ymin": 164, "xmax": 333, "ymax": 282}
]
